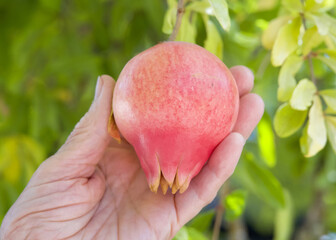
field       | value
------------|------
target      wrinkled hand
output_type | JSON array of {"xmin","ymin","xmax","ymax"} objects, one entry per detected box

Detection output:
[{"xmin": 0, "ymin": 66, "xmax": 264, "ymax": 240}]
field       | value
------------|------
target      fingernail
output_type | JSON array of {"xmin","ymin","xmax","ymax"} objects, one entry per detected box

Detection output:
[{"xmin": 95, "ymin": 76, "xmax": 102, "ymax": 100}]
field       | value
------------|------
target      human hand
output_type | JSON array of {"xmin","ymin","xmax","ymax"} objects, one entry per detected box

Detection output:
[{"xmin": 0, "ymin": 67, "xmax": 264, "ymax": 240}]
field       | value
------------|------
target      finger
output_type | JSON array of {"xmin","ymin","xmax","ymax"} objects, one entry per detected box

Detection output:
[
  {"xmin": 233, "ymin": 93, "xmax": 264, "ymax": 139},
  {"xmin": 40, "ymin": 75, "xmax": 115, "ymax": 181},
  {"xmin": 230, "ymin": 66, "xmax": 254, "ymax": 97},
  {"xmin": 175, "ymin": 132, "xmax": 245, "ymax": 225}
]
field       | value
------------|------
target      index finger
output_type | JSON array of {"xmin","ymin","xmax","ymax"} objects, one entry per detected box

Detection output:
[{"xmin": 230, "ymin": 65, "xmax": 254, "ymax": 97}]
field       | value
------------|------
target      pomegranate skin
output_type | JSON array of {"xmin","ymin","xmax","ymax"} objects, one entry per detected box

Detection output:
[{"xmin": 113, "ymin": 41, "xmax": 239, "ymax": 194}]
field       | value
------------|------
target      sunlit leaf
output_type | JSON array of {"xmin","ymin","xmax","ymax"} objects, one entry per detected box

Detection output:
[
  {"xmin": 274, "ymin": 103, "xmax": 307, "ymax": 138},
  {"xmin": 257, "ymin": 114, "xmax": 276, "ymax": 167},
  {"xmin": 162, "ymin": 0, "xmax": 177, "ymax": 34},
  {"xmin": 187, "ymin": 0, "xmax": 213, "ymax": 15},
  {"xmin": 224, "ymin": 189, "xmax": 247, "ymax": 221},
  {"xmin": 290, "ymin": 79, "xmax": 316, "ymax": 110},
  {"xmin": 326, "ymin": 116, "xmax": 336, "ymax": 153},
  {"xmin": 302, "ymin": 26, "xmax": 324, "ymax": 55},
  {"xmin": 320, "ymin": 89, "xmax": 336, "ymax": 112},
  {"xmin": 278, "ymin": 55, "xmax": 303, "ymax": 102},
  {"xmin": 317, "ymin": 55, "xmax": 336, "ymax": 73},
  {"xmin": 262, "ymin": 16, "xmax": 292, "ymax": 50},
  {"xmin": 176, "ymin": 11, "xmax": 197, "ymax": 43},
  {"xmin": 274, "ymin": 190, "xmax": 294, "ymax": 240},
  {"xmin": 243, "ymin": 153, "xmax": 285, "ymax": 208},
  {"xmin": 203, "ymin": 16, "xmax": 223, "ymax": 59},
  {"xmin": 282, "ymin": 0, "xmax": 302, "ymax": 12},
  {"xmin": 300, "ymin": 96, "xmax": 327, "ymax": 157},
  {"xmin": 173, "ymin": 226, "xmax": 207, "ymax": 240},
  {"xmin": 173, "ymin": 227, "xmax": 189, "ymax": 240},
  {"xmin": 188, "ymin": 210, "xmax": 215, "ymax": 232},
  {"xmin": 271, "ymin": 17, "xmax": 301, "ymax": 66},
  {"xmin": 305, "ymin": 0, "xmax": 335, "ymax": 13},
  {"xmin": 308, "ymin": 12, "xmax": 336, "ymax": 42},
  {"xmin": 209, "ymin": 0, "xmax": 231, "ymax": 31}
]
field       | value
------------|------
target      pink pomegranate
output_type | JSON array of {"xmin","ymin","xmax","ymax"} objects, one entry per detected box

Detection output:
[{"xmin": 112, "ymin": 41, "xmax": 239, "ymax": 194}]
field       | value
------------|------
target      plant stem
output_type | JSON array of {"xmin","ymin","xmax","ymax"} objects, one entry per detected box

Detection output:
[
  {"xmin": 212, "ymin": 184, "xmax": 229, "ymax": 240},
  {"xmin": 168, "ymin": 0, "xmax": 185, "ymax": 41},
  {"xmin": 300, "ymin": 3, "xmax": 317, "ymax": 85}
]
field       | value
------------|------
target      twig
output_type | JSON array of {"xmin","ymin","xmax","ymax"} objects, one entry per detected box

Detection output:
[
  {"xmin": 168, "ymin": 0, "xmax": 185, "ymax": 41},
  {"xmin": 212, "ymin": 184, "xmax": 229, "ymax": 240},
  {"xmin": 300, "ymin": 3, "xmax": 317, "ymax": 85}
]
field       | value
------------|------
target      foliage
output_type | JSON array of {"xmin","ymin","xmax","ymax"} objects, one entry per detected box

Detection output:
[{"xmin": 1, "ymin": 0, "xmax": 336, "ymax": 239}]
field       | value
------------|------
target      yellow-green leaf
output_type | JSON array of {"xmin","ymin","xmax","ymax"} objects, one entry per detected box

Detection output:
[
  {"xmin": 224, "ymin": 189, "xmax": 247, "ymax": 221},
  {"xmin": 162, "ymin": 0, "xmax": 177, "ymax": 34},
  {"xmin": 272, "ymin": 17, "xmax": 301, "ymax": 66},
  {"xmin": 187, "ymin": 0, "xmax": 213, "ymax": 15},
  {"xmin": 176, "ymin": 11, "xmax": 197, "ymax": 43},
  {"xmin": 300, "ymin": 96, "xmax": 327, "ymax": 157},
  {"xmin": 290, "ymin": 79, "xmax": 316, "ymax": 110},
  {"xmin": 274, "ymin": 190, "xmax": 294, "ymax": 240},
  {"xmin": 305, "ymin": 0, "xmax": 335, "ymax": 13},
  {"xmin": 209, "ymin": 0, "xmax": 231, "ymax": 31},
  {"xmin": 326, "ymin": 116, "xmax": 336, "ymax": 153},
  {"xmin": 302, "ymin": 26, "xmax": 324, "ymax": 55},
  {"xmin": 317, "ymin": 55, "xmax": 336, "ymax": 73},
  {"xmin": 258, "ymin": 114, "xmax": 276, "ymax": 167},
  {"xmin": 274, "ymin": 103, "xmax": 307, "ymax": 138},
  {"xmin": 282, "ymin": 0, "xmax": 302, "ymax": 12},
  {"xmin": 278, "ymin": 55, "xmax": 303, "ymax": 102},
  {"xmin": 262, "ymin": 15, "xmax": 292, "ymax": 50},
  {"xmin": 308, "ymin": 12, "xmax": 336, "ymax": 42},
  {"xmin": 320, "ymin": 89, "xmax": 336, "ymax": 112},
  {"xmin": 203, "ymin": 16, "xmax": 223, "ymax": 59}
]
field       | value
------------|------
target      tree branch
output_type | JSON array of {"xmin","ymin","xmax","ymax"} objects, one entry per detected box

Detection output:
[
  {"xmin": 168, "ymin": 0, "xmax": 185, "ymax": 41},
  {"xmin": 212, "ymin": 184, "xmax": 229, "ymax": 240}
]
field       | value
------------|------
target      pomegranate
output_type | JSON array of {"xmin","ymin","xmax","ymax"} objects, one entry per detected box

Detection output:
[{"xmin": 112, "ymin": 41, "xmax": 239, "ymax": 194}]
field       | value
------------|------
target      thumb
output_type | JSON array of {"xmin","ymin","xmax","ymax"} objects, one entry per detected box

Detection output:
[{"xmin": 39, "ymin": 75, "xmax": 116, "ymax": 180}]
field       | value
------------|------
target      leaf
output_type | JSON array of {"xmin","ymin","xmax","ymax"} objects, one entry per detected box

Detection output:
[
  {"xmin": 262, "ymin": 15, "xmax": 293, "ymax": 50},
  {"xmin": 274, "ymin": 103, "xmax": 307, "ymax": 138},
  {"xmin": 308, "ymin": 12, "xmax": 336, "ymax": 42},
  {"xmin": 302, "ymin": 26, "xmax": 324, "ymax": 55},
  {"xmin": 176, "ymin": 11, "xmax": 197, "ymax": 43},
  {"xmin": 305, "ymin": 0, "xmax": 335, "ymax": 13},
  {"xmin": 274, "ymin": 190, "xmax": 294, "ymax": 240},
  {"xmin": 278, "ymin": 55, "xmax": 303, "ymax": 101},
  {"xmin": 271, "ymin": 17, "xmax": 301, "ymax": 66},
  {"xmin": 326, "ymin": 116, "xmax": 336, "ymax": 153},
  {"xmin": 320, "ymin": 89, "xmax": 336, "ymax": 112},
  {"xmin": 282, "ymin": 0, "xmax": 302, "ymax": 12},
  {"xmin": 173, "ymin": 227, "xmax": 208, "ymax": 240},
  {"xmin": 162, "ymin": 0, "xmax": 177, "ymax": 34},
  {"xmin": 187, "ymin": 0, "xmax": 213, "ymax": 15},
  {"xmin": 317, "ymin": 55, "xmax": 336, "ymax": 73},
  {"xmin": 290, "ymin": 79, "xmax": 317, "ymax": 110},
  {"xmin": 224, "ymin": 189, "xmax": 247, "ymax": 221},
  {"xmin": 243, "ymin": 153, "xmax": 285, "ymax": 208},
  {"xmin": 257, "ymin": 114, "xmax": 276, "ymax": 167},
  {"xmin": 188, "ymin": 210, "xmax": 215, "ymax": 232},
  {"xmin": 208, "ymin": 0, "xmax": 231, "ymax": 31},
  {"xmin": 203, "ymin": 16, "xmax": 223, "ymax": 59},
  {"xmin": 300, "ymin": 96, "xmax": 327, "ymax": 157}
]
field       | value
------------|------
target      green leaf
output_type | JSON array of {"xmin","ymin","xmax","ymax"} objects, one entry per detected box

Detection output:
[
  {"xmin": 188, "ymin": 210, "xmax": 215, "ymax": 232},
  {"xmin": 208, "ymin": 0, "xmax": 231, "ymax": 31},
  {"xmin": 162, "ymin": 0, "xmax": 177, "ymax": 34},
  {"xmin": 282, "ymin": 0, "xmax": 302, "ymax": 12},
  {"xmin": 173, "ymin": 227, "xmax": 208, "ymax": 240},
  {"xmin": 302, "ymin": 26, "xmax": 324, "ymax": 56},
  {"xmin": 305, "ymin": 0, "xmax": 335, "ymax": 13},
  {"xmin": 317, "ymin": 55, "xmax": 336, "ymax": 73},
  {"xmin": 224, "ymin": 189, "xmax": 247, "ymax": 221},
  {"xmin": 271, "ymin": 17, "xmax": 301, "ymax": 66},
  {"xmin": 203, "ymin": 16, "xmax": 223, "ymax": 59},
  {"xmin": 274, "ymin": 190, "xmax": 294, "ymax": 240},
  {"xmin": 274, "ymin": 103, "xmax": 308, "ymax": 138},
  {"xmin": 243, "ymin": 154, "xmax": 285, "ymax": 208},
  {"xmin": 290, "ymin": 79, "xmax": 316, "ymax": 110},
  {"xmin": 326, "ymin": 116, "xmax": 336, "ymax": 153},
  {"xmin": 176, "ymin": 11, "xmax": 197, "ymax": 43},
  {"xmin": 257, "ymin": 114, "xmax": 276, "ymax": 167},
  {"xmin": 320, "ymin": 89, "xmax": 336, "ymax": 112},
  {"xmin": 300, "ymin": 96, "xmax": 327, "ymax": 157},
  {"xmin": 262, "ymin": 15, "xmax": 292, "ymax": 50},
  {"xmin": 187, "ymin": 0, "xmax": 213, "ymax": 15},
  {"xmin": 308, "ymin": 12, "xmax": 336, "ymax": 42},
  {"xmin": 278, "ymin": 55, "xmax": 303, "ymax": 101}
]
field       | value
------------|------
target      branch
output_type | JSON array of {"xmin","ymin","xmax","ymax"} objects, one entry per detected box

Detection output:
[
  {"xmin": 168, "ymin": 0, "xmax": 185, "ymax": 41},
  {"xmin": 212, "ymin": 184, "xmax": 229, "ymax": 240}
]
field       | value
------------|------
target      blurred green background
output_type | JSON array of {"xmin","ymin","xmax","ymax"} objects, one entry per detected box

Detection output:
[{"xmin": 0, "ymin": 0, "xmax": 336, "ymax": 239}]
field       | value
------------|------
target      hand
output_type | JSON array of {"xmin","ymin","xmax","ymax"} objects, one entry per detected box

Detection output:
[{"xmin": 0, "ymin": 66, "xmax": 264, "ymax": 240}]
